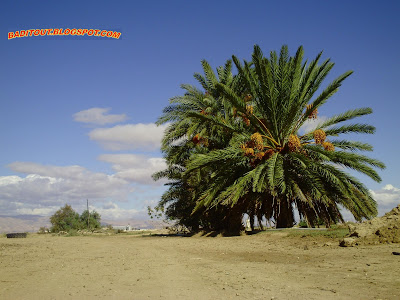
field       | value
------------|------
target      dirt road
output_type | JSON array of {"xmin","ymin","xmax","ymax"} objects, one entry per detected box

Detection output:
[{"xmin": 0, "ymin": 232, "xmax": 399, "ymax": 299}]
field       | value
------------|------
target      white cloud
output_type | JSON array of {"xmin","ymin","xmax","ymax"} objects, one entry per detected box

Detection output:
[
  {"xmin": 9, "ymin": 162, "xmax": 90, "ymax": 180},
  {"xmin": 370, "ymin": 184, "xmax": 400, "ymax": 215},
  {"xmin": 0, "ymin": 176, "xmax": 23, "ymax": 186},
  {"xmin": 382, "ymin": 184, "xmax": 400, "ymax": 192},
  {"xmin": 98, "ymin": 154, "xmax": 167, "ymax": 185},
  {"xmin": 73, "ymin": 107, "xmax": 128, "ymax": 125},
  {"xmin": 299, "ymin": 116, "xmax": 328, "ymax": 134},
  {"xmin": 339, "ymin": 184, "xmax": 400, "ymax": 221},
  {"xmin": 89, "ymin": 123, "xmax": 168, "ymax": 151},
  {"xmin": 0, "ymin": 160, "xmax": 168, "ymax": 226},
  {"xmin": 0, "ymin": 162, "xmax": 132, "ymax": 215},
  {"xmin": 15, "ymin": 206, "xmax": 56, "ymax": 216},
  {"xmin": 95, "ymin": 201, "xmax": 139, "ymax": 220}
]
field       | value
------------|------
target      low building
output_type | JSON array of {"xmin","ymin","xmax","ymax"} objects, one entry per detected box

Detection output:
[{"xmin": 112, "ymin": 224, "xmax": 132, "ymax": 231}]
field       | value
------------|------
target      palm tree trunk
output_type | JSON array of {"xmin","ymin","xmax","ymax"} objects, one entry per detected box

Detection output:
[
  {"xmin": 275, "ymin": 198, "xmax": 294, "ymax": 228},
  {"xmin": 249, "ymin": 214, "xmax": 255, "ymax": 231},
  {"xmin": 257, "ymin": 215, "xmax": 264, "ymax": 230}
]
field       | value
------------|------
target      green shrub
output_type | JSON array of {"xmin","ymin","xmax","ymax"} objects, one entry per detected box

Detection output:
[
  {"xmin": 50, "ymin": 204, "xmax": 101, "ymax": 233},
  {"xmin": 286, "ymin": 227, "xmax": 349, "ymax": 239},
  {"xmin": 66, "ymin": 229, "xmax": 79, "ymax": 237},
  {"xmin": 298, "ymin": 220, "xmax": 308, "ymax": 228},
  {"xmin": 38, "ymin": 227, "xmax": 50, "ymax": 234}
]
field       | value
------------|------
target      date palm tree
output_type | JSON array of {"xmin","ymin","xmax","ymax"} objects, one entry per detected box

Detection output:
[
  {"xmin": 153, "ymin": 59, "xmax": 246, "ymax": 231},
  {"xmin": 155, "ymin": 45, "xmax": 385, "ymax": 230},
  {"xmin": 185, "ymin": 45, "xmax": 385, "ymax": 228}
]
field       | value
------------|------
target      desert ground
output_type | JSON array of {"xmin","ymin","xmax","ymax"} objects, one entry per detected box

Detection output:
[{"xmin": 0, "ymin": 230, "xmax": 399, "ymax": 300}]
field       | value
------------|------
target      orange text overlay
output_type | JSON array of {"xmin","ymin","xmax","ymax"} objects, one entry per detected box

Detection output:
[{"xmin": 8, "ymin": 28, "xmax": 121, "ymax": 39}]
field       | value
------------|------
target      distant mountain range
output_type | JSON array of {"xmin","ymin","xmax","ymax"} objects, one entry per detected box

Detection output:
[
  {"xmin": 101, "ymin": 218, "xmax": 168, "ymax": 230},
  {"xmin": 0, "ymin": 215, "xmax": 51, "ymax": 233},
  {"xmin": 0, "ymin": 215, "xmax": 166, "ymax": 233}
]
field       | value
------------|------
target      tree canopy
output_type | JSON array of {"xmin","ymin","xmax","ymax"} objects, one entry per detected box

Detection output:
[
  {"xmin": 50, "ymin": 204, "xmax": 101, "ymax": 232},
  {"xmin": 153, "ymin": 45, "xmax": 385, "ymax": 232}
]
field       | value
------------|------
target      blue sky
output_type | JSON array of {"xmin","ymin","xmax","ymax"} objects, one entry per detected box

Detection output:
[{"xmin": 1, "ymin": 0, "xmax": 399, "ymax": 229}]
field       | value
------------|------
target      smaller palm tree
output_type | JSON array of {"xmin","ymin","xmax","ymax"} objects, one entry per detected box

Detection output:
[{"xmin": 153, "ymin": 59, "xmax": 244, "ymax": 231}]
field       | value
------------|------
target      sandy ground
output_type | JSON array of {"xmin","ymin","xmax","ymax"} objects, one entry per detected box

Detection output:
[{"xmin": 0, "ymin": 231, "xmax": 399, "ymax": 300}]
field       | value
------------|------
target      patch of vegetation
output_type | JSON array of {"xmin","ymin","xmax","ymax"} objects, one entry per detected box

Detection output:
[
  {"xmin": 298, "ymin": 220, "xmax": 308, "ymax": 228},
  {"xmin": 50, "ymin": 204, "xmax": 101, "ymax": 233},
  {"xmin": 65, "ymin": 229, "xmax": 80, "ymax": 237},
  {"xmin": 286, "ymin": 227, "xmax": 349, "ymax": 239},
  {"xmin": 37, "ymin": 227, "xmax": 50, "ymax": 234},
  {"xmin": 115, "ymin": 230, "xmax": 154, "ymax": 236}
]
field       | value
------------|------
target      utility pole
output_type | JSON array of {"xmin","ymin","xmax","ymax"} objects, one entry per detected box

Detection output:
[{"xmin": 87, "ymin": 199, "xmax": 90, "ymax": 230}]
